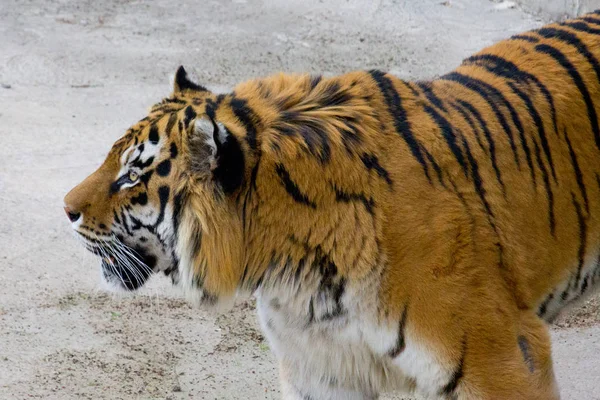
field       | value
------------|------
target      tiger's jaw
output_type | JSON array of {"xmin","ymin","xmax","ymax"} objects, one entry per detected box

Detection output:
[
  {"xmin": 76, "ymin": 227, "xmax": 178, "ymax": 292},
  {"xmin": 99, "ymin": 245, "xmax": 156, "ymax": 291}
]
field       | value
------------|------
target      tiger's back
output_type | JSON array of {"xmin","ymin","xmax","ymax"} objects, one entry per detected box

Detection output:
[{"xmin": 354, "ymin": 14, "xmax": 600, "ymax": 322}]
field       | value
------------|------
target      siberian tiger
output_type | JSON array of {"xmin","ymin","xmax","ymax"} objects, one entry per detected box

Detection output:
[{"xmin": 64, "ymin": 11, "xmax": 600, "ymax": 400}]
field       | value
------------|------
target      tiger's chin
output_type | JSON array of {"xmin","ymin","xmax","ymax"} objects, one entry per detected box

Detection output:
[{"xmin": 99, "ymin": 256, "xmax": 153, "ymax": 292}]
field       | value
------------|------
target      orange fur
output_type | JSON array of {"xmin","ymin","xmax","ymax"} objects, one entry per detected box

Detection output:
[{"xmin": 64, "ymin": 12, "xmax": 600, "ymax": 398}]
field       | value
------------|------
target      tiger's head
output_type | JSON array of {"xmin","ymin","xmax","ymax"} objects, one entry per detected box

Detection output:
[
  {"xmin": 64, "ymin": 66, "xmax": 248, "ymax": 301},
  {"xmin": 65, "ymin": 66, "xmax": 380, "ymax": 307}
]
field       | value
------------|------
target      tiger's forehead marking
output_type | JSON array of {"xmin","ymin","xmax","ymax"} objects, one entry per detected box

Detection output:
[
  {"xmin": 120, "ymin": 146, "xmax": 135, "ymax": 165},
  {"xmin": 109, "ymin": 94, "xmax": 213, "ymax": 173}
]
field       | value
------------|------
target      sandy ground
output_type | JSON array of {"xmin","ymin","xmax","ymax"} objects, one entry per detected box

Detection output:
[{"xmin": 1, "ymin": 0, "xmax": 599, "ymax": 399}]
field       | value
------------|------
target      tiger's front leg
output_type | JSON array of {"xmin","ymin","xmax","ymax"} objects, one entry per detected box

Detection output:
[
  {"xmin": 256, "ymin": 295, "xmax": 384, "ymax": 400},
  {"xmin": 278, "ymin": 360, "xmax": 379, "ymax": 400}
]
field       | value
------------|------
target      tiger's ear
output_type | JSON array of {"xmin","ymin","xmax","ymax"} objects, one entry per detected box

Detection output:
[
  {"xmin": 190, "ymin": 117, "xmax": 245, "ymax": 194},
  {"xmin": 173, "ymin": 66, "xmax": 208, "ymax": 94}
]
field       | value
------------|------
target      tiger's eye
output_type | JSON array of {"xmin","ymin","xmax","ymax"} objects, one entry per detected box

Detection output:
[{"xmin": 129, "ymin": 171, "xmax": 139, "ymax": 182}]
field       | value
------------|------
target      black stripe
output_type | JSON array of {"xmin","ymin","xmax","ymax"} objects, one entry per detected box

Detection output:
[
  {"xmin": 441, "ymin": 72, "xmax": 523, "ymax": 170},
  {"xmin": 76, "ymin": 230, "xmax": 103, "ymax": 245},
  {"xmin": 130, "ymin": 192, "xmax": 148, "ymax": 206},
  {"xmin": 310, "ymin": 75, "xmax": 322, "ymax": 90},
  {"xmin": 518, "ymin": 335, "xmax": 535, "ymax": 373},
  {"xmin": 154, "ymin": 186, "xmax": 170, "ymax": 227},
  {"xmin": 331, "ymin": 184, "xmax": 375, "ymax": 215},
  {"xmin": 422, "ymin": 104, "xmax": 468, "ymax": 178},
  {"xmin": 532, "ymin": 139, "xmax": 556, "ymax": 235},
  {"xmin": 402, "ymin": 81, "xmax": 421, "ymax": 97},
  {"xmin": 170, "ymin": 142, "xmax": 178, "ymax": 159},
  {"xmin": 560, "ymin": 278, "xmax": 572, "ymax": 301},
  {"xmin": 360, "ymin": 153, "xmax": 393, "ymax": 186},
  {"xmin": 131, "ymin": 155, "xmax": 155, "ymax": 170},
  {"xmin": 582, "ymin": 16, "xmax": 600, "ymax": 26},
  {"xmin": 113, "ymin": 210, "xmax": 121, "ymax": 224},
  {"xmin": 538, "ymin": 26, "xmax": 600, "ymax": 91},
  {"xmin": 275, "ymin": 164, "xmax": 317, "ymax": 208},
  {"xmin": 140, "ymin": 170, "xmax": 153, "ymax": 186},
  {"xmin": 241, "ymin": 157, "xmax": 261, "ymax": 239},
  {"xmin": 453, "ymin": 100, "xmax": 506, "ymax": 190},
  {"xmin": 581, "ymin": 274, "xmax": 590, "ymax": 295},
  {"xmin": 280, "ymin": 114, "xmax": 331, "ymax": 164},
  {"xmin": 424, "ymin": 102, "xmax": 501, "ymax": 241},
  {"xmin": 161, "ymin": 97, "xmax": 187, "ymax": 105},
  {"xmin": 417, "ymin": 81, "xmax": 447, "ymax": 112},
  {"xmin": 388, "ymin": 304, "xmax": 409, "ymax": 358},
  {"xmin": 422, "ymin": 147, "xmax": 446, "ymax": 187},
  {"xmin": 172, "ymin": 191, "xmax": 186, "ymax": 241},
  {"xmin": 156, "ymin": 159, "xmax": 172, "ymax": 177},
  {"xmin": 317, "ymin": 81, "xmax": 352, "ymax": 107},
  {"xmin": 120, "ymin": 208, "xmax": 133, "ymax": 236},
  {"xmin": 148, "ymin": 124, "xmax": 159, "ymax": 144},
  {"xmin": 564, "ymin": 130, "xmax": 589, "ymax": 214},
  {"xmin": 535, "ymin": 38, "xmax": 600, "ymax": 152},
  {"xmin": 204, "ymin": 99, "xmax": 217, "ymax": 120},
  {"xmin": 230, "ymin": 97, "xmax": 260, "ymax": 151},
  {"xmin": 165, "ymin": 112, "xmax": 178, "ymax": 137},
  {"xmin": 339, "ymin": 120, "xmax": 363, "ymax": 155},
  {"xmin": 369, "ymin": 70, "xmax": 432, "ymax": 182},
  {"xmin": 451, "ymin": 101, "xmax": 489, "ymax": 155},
  {"xmin": 465, "ymin": 54, "xmax": 558, "ymax": 136},
  {"xmin": 537, "ymin": 293, "xmax": 553, "ymax": 317},
  {"xmin": 183, "ymin": 106, "xmax": 196, "ymax": 127},
  {"xmin": 200, "ymin": 292, "xmax": 218, "ymax": 305},
  {"xmin": 459, "ymin": 134, "xmax": 501, "ymax": 237},
  {"xmin": 572, "ymin": 193, "xmax": 587, "ymax": 288},
  {"xmin": 507, "ymin": 82, "xmax": 557, "ymax": 181},
  {"xmin": 510, "ymin": 34, "xmax": 539, "ymax": 43},
  {"xmin": 562, "ymin": 20, "xmax": 600, "ymax": 35},
  {"xmin": 441, "ymin": 339, "xmax": 466, "ymax": 397}
]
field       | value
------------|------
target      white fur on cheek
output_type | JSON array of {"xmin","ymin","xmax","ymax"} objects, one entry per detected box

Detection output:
[
  {"xmin": 116, "ymin": 139, "xmax": 163, "ymax": 183},
  {"xmin": 194, "ymin": 118, "xmax": 218, "ymax": 154},
  {"xmin": 193, "ymin": 118, "xmax": 229, "ymax": 156}
]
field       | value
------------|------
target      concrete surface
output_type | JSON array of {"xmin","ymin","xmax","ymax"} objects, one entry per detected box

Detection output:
[
  {"xmin": 517, "ymin": 0, "xmax": 600, "ymax": 19},
  {"xmin": 0, "ymin": 0, "xmax": 598, "ymax": 399}
]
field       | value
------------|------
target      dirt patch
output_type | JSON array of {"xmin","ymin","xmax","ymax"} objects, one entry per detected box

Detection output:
[
  {"xmin": 554, "ymin": 296, "xmax": 600, "ymax": 330},
  {"xmin": 212, "ymin": 299, "xmax": 265, "ymax": 354},
  {"xmin": 28, "ymin": 292, "xmax": 200, "ymax": 399}
]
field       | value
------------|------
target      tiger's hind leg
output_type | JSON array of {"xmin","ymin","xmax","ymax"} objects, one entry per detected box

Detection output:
[{"xmin": 454, "ymin": 311, "xmax": 559, "ymax": 400}]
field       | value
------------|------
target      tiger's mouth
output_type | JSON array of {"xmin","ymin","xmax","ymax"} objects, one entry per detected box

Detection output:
[
  {"xmin": 80, "ymin": 237, "xmax": 158, "ymax": 291},
  {"xmin": 100, "ymin": 252, "xmax": 155, "ymax": 291}
]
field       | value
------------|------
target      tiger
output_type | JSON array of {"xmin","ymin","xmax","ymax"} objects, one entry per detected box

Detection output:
[{"xmin": 63, "ymin": 10, "xmax": 600, "ymax": 400}]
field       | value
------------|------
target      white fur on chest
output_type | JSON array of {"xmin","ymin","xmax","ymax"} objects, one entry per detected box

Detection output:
[{"xmin": 255, "ymin": 285, "xmax": 452, "ymax": 399}]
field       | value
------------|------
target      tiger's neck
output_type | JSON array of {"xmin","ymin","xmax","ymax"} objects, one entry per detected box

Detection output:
[{"xmin": 221, "ymin": 72, "xmax": 407, "ymax": 298}]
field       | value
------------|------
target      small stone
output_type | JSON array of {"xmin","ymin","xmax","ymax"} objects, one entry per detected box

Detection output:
[
  {"xmin": 1, "ymin": 83, "xmax": 11, "ymax": 89},
  {"xmin": 493, "ymin": 1, "xmax": 516, "ymax": 10},
  {"xmin": 173, "ymin": 384, "xmax": 182, "ymax": 392}
]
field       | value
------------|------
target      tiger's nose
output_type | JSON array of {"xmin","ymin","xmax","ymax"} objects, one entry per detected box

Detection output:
[{"xmin": 64, "ymin": 206, "xmax": 81, "ymax": 222}]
